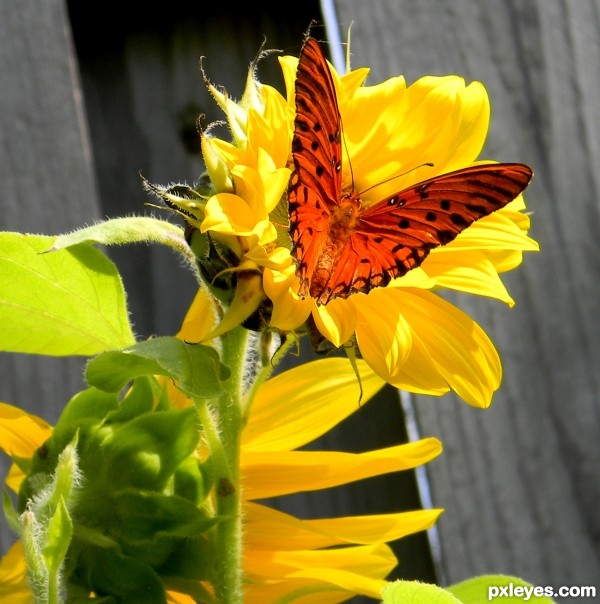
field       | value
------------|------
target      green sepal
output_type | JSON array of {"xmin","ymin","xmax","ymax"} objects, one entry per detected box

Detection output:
[
  {"xmin": 18, "ymin": 434, "xmax": 80, "ymax": 514},
  {"xmin": 114, "ymin": 489, "xmax": 216, "ymax": 543},
  {"xmin": 18, "ymin": 437, "xmax": 80, "ymax": 604},
  {"xmin": 142, "ymin": 178, "xmax": 207, "ymax": 229},
  {"xmin": 43, "ymin": 496, "xmax": 73, "ymax": 574},
  {"xmin": 2, "ymin": 489, "xmax": 21, "ymax": 534},
  {"xmin": 71, "ymin": 547, "xmax": 167, "ymax": 604},
  {"xmin": 86, "ymin": 336, "xmax": 229, "ymax": 399},
  {"xmin": 101, "ymin": 406, "xmax": 199, "ymax": 491},
  {"xmin": 110, "ymin": 489, "xmax": 217, "ymax": 567},
  {"xmin": 173, "ymin": 456, "xmax": 205, "ymax": 504},
  {"xmin": 158, "ymin": 535, "xmax": 213, "ymax": 582},
  {"xmin": 105, "ymin": 376, "xmax": 156, "ymax": 423},
  {"xmin": 54, "ymin": 387, "xmax": 119, "ymax": 433},
  {"xmin": 42, "ymin": 435, "xmax": 80, "ymax": 517}
]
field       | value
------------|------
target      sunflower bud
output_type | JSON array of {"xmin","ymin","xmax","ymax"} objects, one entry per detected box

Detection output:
[{"xmin": 18, "ymin": 378, "xmax": 214, "ymax": 602}]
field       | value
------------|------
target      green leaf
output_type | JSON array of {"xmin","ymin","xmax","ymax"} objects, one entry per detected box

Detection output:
[
  {"xmin": 0, "ymin": 232, "xmax": 135, "ymax": 355},
  {"xmin": 381, "ymin": 580, "xmax": 463, "ymax": 604},
  {"xmin": 86, "ymin": 336, "xmax": 229, "ymax": 398},
  {"xmin": 449, "ymin": 575, "xmax": 560, "ymax": 604},
  {"xmin": 2, "ymin": 489, "xmax": 21, "ymax": 534},
  {"xmin": 50, "ymin": 216, "xmax": 200, "ymax": 281},
  {"xmin": 42, "ymin": 496, "xmax": 73, "ymax": 574}
]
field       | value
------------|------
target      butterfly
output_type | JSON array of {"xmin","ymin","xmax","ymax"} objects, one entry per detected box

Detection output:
[{"xmin": 287, "ymin": 37, "xmax": 533, "ymax": 306}]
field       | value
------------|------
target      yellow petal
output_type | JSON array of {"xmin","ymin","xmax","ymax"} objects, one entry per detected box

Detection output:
[
  {"xmin": 382, "ymin": 329, "xmax": 450, "ymax": 397},
  {"xmin": 5, "ymin": 463, "xmax": 27, "ymax": 493},
  {"xmin": 0, "ymin": 541, "xmax": 33, "ymax": 604},
  {"xmin": 399, "ymin": 290, "xmax": 502, "ymax": 407},
  {"xmin": 246, "ymin": 579, "xmax": 350, "ymax": 604},
  {"xmin": 423, "ymin": 251, "xmax": 515, "ymax": 306},
  {"xmin": 202, "ymin": 193, "xmax": 254, "ymax": 236},
  {"xmin": 166, "ymin": 592, "xmax": 196, "ymax": 604},
  {"xmin": 244, "ymin": 502, "xmax": 442, "ymax": 550},
  {"xmin": 441, "ymin": 207, "xmax": 539, "ymax": 253},
  {"xmin": 243, "ymin": 359, "xmax": 384, "ymax": 452},
  {"xmin": 253, "ymin": 89, "xmax": 291, "ymax": 170},
  {"xmin": 338, "ymin": 66, "xmax": 370, "ymax": 97},
  {"xmin": 242, "ymin": 438, "xmax": 441, "ymax": 499},
  {"xmin": 201, "ymin": 269, "xmax": 265, "ymax": 341},
  {"xmin": 245, "ymin": 245, "xmax": 292, "ymax": 272},
  {"xmin": 245, "ymin": 543, "xmax": 394, "ymax": 583},
  {"xmin": 0, "ymin": 403, "xmax": 51, "ymax": 458},
  {"xmin": 312, "ymin": 299, "xmax": 357, "ymax": 347},
  {"xmin": 245, "ymin": 573, "xmax": 381, "ymax": 604},
  {"xmin": 404, "ymin": 76, "xmax": 489, "ymax": 171},
  {"xmin": 201, "ymin": 133, "xmax": 233, "ymax": 192},
  {"xmin": 287, "ymin": 566, "xmax": 389, "ymax": 599},
  {"xmin": 353, "ymin": 290, "xmax": 413, "ymax": 377},
  {"xmin": 263, "ymin": 266, "xmax": 312, "ymax": 331},
  {"xmin": 176, "ymin": 287, "xmax": 219, "ymax": 343}
]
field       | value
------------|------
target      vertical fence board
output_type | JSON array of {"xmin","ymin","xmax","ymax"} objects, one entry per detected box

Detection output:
[
  {"xmin": 0, "ymin": 0, "xmax": 101, "ymax": 552},
  {"xmin": 331, "ymin": 0, "xmax": 600, "ymax": 596}
]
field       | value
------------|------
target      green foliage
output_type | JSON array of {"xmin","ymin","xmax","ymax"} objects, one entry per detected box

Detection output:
[
  {"xmin": 86, "ymin": 336, "xmax": 229, "ymax": 398},
  {"xmin": 16, "ymin": 367, "xmax": 221, "ymax": 602},
  {"xmin": 381, "ymin": 580, "xmax": 463, "ymax": 604},
  {"xmin": 50, "ymin": 216, "xmax": 200, "ymax": 282},
  {"xmin": 0, "ymin": 232, "xmax": 135, "ymax": 355},
  {"xmin": 15, "ymin": 438, "xmax": 79, "ymax": 604}
]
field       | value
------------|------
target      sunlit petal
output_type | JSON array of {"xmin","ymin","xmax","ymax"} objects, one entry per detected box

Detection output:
[
  {"xmin": 423, "ymin": 251, "xmax": 515, "ymax": 306},
  {"xmin": 0, "ymin": 403, "xmax": 51, "ymax": 458},
  {"xmin": 353, "ymin": 291, "xmax": 413, "ymax": 378},
  {"xmin": 312, "ymin": 299, "xmax": 357, "ymax": 347},
  {"xmin": 399, "ymin": 290, "xmax": 502, "ymax": 407},
  {"xmin": 0, "ymin": 542, "xmax": 33, "ymax": 604},
  {"xmin": 244, "ymin": 502, "xmax": 442, "ymax": 550},
  {"xmin": 243, "ymin": 359, "xmax": 384, "ymax": 452},
  {"xmin": 242, "ymin": 438, "xmax": 442, "ymax": 499}
]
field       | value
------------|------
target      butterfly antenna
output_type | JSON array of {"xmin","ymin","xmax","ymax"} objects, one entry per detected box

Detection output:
[{"xmin": 357, "ymin": 162, "xmax": 435, "ymax": 197}]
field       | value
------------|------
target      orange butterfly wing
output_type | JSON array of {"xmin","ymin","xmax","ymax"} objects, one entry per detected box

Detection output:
[
  {"xmin": 288, "ymin": 38, "xmax": 533, "ymax": 306},
  {"xmin": 288, "ymin": 38, "xmax": 342, "ymax": 298}
]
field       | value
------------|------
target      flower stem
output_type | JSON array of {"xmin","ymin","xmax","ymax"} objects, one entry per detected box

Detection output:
[
  {"xmin": 210, "ymin": 325, "xmax": 249, "ymax": 604},
  {"xmin": 241, "ymin": 331, "xmax": 298, "ymax": 419}
]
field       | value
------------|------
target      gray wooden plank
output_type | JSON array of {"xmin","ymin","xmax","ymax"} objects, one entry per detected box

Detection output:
[
  {"xmin": 330, "ymin": 0, "xmax": 600, "ymax": 596},
  {"xmin": 0, "ymin": 0, "xmax": 101, "ymax": 552}
]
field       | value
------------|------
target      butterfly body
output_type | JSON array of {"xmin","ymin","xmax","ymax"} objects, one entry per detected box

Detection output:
[
  {"xmin": 303, "ymin": 192, "xmax": 362, "ymax": 299},
  {"xmin": 288, "ymin": 38, "xmax": 533, "ymax": 306}
]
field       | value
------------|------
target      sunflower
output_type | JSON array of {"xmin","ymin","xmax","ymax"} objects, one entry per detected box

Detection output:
[{"xmin": 194, "ymin": 43, "xmax": 538, "ymax": 408}]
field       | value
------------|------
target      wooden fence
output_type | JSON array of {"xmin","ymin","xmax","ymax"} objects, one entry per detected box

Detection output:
[{"xmin": 1, "ymin": 1, "xmax": 598, "ymax": 602}]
